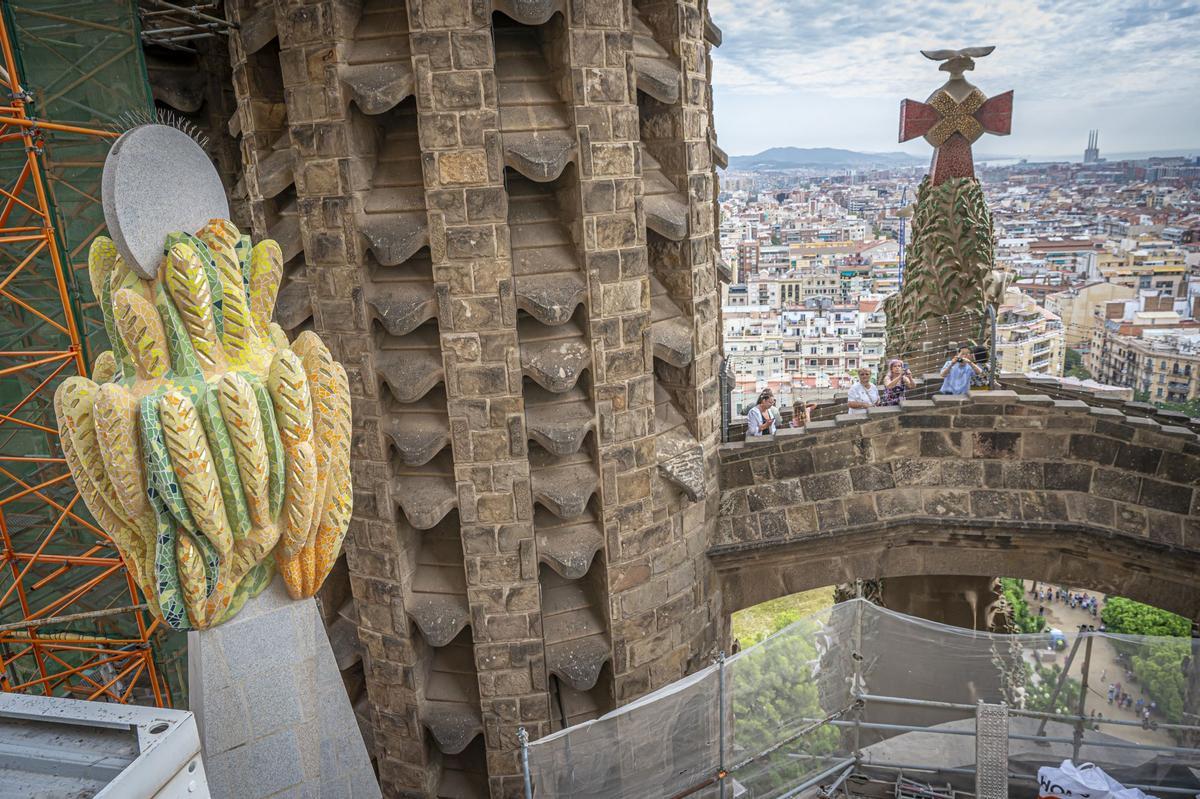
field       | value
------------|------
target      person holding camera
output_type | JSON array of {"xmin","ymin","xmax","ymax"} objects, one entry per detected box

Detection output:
[
  {"xmin": 790, "ymin": 398, "xmax": 814, "ymax": 428},
  {"xmin": 746, "ymin": 390, "xmax": 777, "ymax": 438},
  {"xmin": 881, "ymin": 358, "xmax": 915, "ymax": 406},
  {"xmin": 939, "ymin": 345, "xmax": 983, "ymax": 395},
  {"xmin": 847, "ymin": 368, "xmax": 880, "ymax": 415}
]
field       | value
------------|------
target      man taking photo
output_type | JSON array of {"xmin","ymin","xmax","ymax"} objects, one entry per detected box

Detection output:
[{"xmin": 939, "ymin": 344, "xmax": 983, "ymax": 395}]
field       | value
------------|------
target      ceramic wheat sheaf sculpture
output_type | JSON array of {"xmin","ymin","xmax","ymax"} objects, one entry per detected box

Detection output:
[{"xmin": 54, "ymin": 124, "xmax": 352, "ymax": 630}]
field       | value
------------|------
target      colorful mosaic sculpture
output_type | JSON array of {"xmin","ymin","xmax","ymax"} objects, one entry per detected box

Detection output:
[
  {"xmin": 54, "ymin": 220, "xmax": 352, "ymax": 629},
  {"xmin": 885, "ymin": 47, "xmax": 1012, "ymax": 372}
]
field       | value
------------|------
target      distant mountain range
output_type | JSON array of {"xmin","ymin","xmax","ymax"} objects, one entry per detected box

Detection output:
[
  {"xmin": 724, "ymin": 145, "xmax": 1200, "ymax": 171},
  {"xmin": 725, "ymin": 147, "xmax": 925, "ymax": 170}
]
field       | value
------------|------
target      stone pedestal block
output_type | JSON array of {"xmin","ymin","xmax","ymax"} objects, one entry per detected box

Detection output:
[{"xmin": 188, "ymin": 576, "xmax": 380, "ymax": 799}]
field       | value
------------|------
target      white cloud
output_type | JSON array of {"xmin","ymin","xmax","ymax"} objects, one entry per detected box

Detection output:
[{"xmin": 710, "ymin": 0, "xmax": 1200, "ymax": 155}]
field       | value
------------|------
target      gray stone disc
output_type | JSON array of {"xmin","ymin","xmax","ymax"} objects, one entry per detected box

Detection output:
[{"xmin": 101, "ymin": 124, "xmax": 229, "ymax": 279}]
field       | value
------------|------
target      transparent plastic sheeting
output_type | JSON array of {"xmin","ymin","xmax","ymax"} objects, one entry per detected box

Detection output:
[{"xmin": 525, "ymin": 599, "xmax": 1200, "ymax": 798}]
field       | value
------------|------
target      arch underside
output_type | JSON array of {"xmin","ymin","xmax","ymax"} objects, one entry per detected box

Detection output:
[{"xmin": 711, "ymin": 518, "xmax": 1200, "ymax": 620}]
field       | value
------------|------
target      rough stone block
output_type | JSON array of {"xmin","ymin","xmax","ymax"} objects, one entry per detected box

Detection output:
[
  {"xmin": 800, "ymin": 470, "xmax": 852, "ymax": 501},
  {"xmin": 893, "ymin": 460, "xmax": 940, "ymax": 487},
  {"xmin": 1069, "ymin": 434, "xmax": 1118, "ymax": 465},
  {"xmin": 941, "ymin": 461, "xmax": 984, "ymax": 488},
  {"xmin": 876, "ymin": 489, "xmax": 922, "ymax": 517},
  {"xmin": 1091, "ymin": 468, "xmax": 1140, "ymax": 503},
  {"xmin": 1137, "ymin": 478, "xmax": 1192, "ymax": 515},
  {"xmin": 850, "ymin": 463, "xmax": 894, "ymax": 493},
  {"xmin": 1002, "ymin": 461, "xmax": 1042, "ymax": 489},
  {"xmin": 815, "ymin": 499, "xmax": 847, "ymax": 529},
  {"xmin": 1114, "ymin": 442, "xmax": 1164, "ymax": 475},
  {"xmin": 1044, "ymin": 463, "xmax": 1093, "ymax": 493},
  {"xmin": 768, "ymin": 450, "xmax": 815, "ymax": 479},
  {"xmin": 1019, "ymin": 491, "xmax": 1067, "ymax": 522},
  {"xmin": 970, "ymin": 490, "xmax": 1021, "ymax": 520},
  {"xmin": 923, "ymin": 489, "xmax": 971, "ymax": 517},
  {"xmin": 920, "ymin": 431, "xmax": 961, "ymax": 458},
  {"xmin": 972, "ymin": 431, "xmax": 1020, "ymax": 459}
]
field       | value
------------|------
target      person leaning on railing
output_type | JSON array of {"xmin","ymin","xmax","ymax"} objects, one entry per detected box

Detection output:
[
  {"xmin": 745, "ymin": 390, "xmax": 777, "ymax": 438},
  {"xmin": 847, "ymin": 368, "xmax": 880, "ymax": 415}
]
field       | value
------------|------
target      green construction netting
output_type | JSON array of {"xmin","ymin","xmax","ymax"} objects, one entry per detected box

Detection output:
[{"xmin": 0, "ymin": 0, "xmax": 187, "ymax": 708}]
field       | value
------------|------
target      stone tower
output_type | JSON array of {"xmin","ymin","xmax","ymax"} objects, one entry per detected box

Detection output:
[{"xmin": 225, "ymin": 0, "xmax": 726, "ymax": 795}]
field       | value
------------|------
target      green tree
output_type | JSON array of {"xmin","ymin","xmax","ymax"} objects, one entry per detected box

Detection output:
[
  {"xmin": 1132, "ymin": 390, "xmax": 1200, "ymax": 419},
  {"xmin": 1102, "ymin": 597, "xmax": 1191, "ymax": 637},
  {"xmin": 1001, "ymin": 578, "xmax": 1046, "ymax": 633},
  {"xmin": 1025, "ymin": 663, "xmax": 1082, "ymax": 715},
  {"xmin": 1064, "ymin": 348, "xmax": 1091, "ymax": 380},
  {"xmin": 731, "ymin": 617, "xmax": 842, "ymax": 796},
  {"xmin": 1102, "ymin": 597, "xmax": 1192, "ymax": 723}
]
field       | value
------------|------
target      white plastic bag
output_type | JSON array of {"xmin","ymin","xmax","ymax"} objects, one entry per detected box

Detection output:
[{"xmin": 1038, "ymin": 760, "xmax": 1123, "ymax": 799}]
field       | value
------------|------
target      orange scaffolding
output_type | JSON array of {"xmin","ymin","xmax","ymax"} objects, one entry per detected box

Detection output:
[{"xmin": 0, "ymin": 9, "xmax": 167, "ymax": 706}]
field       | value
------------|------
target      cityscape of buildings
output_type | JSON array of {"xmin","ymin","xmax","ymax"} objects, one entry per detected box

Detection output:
[{"xmin": 719, "ymin": 137, "xmax": 1200, "ymax": 413}]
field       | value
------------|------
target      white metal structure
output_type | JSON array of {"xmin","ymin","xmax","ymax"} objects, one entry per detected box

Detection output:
[{"xmin": 0, "ymin": 692, "xmax": 209, "ymax": 798}]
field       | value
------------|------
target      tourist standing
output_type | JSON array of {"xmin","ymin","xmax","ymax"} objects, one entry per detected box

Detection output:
[
  {"xmin": 746, "ymin": 391, "xmax": 777, "ymax": 438},
  {"xmin": 881, "ymin": 359, "xmax": 915, "ymax": 406},
  {"xmin": 939, "ymin": 345, "xmax": 982, "ymax": 395},
  {"xmin": 847, "ymin": 368, "xmax": 880, "ymax": 414},
  {"xmin": 790, "ymin": 399, "xmax": 813, "ymax": 428}
]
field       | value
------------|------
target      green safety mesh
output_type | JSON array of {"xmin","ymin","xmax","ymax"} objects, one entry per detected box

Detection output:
[{"xmin": 0, "ymin": 0, "xmax": 187, "ymax": 708}]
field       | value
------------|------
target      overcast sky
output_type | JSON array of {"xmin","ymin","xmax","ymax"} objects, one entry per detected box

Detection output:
[{"xmin": 709, "ymin": 0, "xmax": 1200, "ymax": 159}]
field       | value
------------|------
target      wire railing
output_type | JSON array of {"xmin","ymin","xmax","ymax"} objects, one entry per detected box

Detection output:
[
  {"xmin": 725, "ymin": 309, "xmax": 994, "ymax": 440},
  {"xmin": 722, "ymin": 304, "xmax": 1200, "ymax": 441}
]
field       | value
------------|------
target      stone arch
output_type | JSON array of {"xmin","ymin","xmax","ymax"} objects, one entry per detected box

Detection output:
[
  {"xmin": 713, "ymin": 521, "xmax": 1200, "ymax": 619},
  {"xmin": 712, "ymin": 392, "xmax": 1200, "ymax": 619}
]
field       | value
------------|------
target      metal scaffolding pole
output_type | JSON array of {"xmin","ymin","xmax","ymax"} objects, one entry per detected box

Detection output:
[{"xmin": 0, "ymin": 0, "xmax": 168, "ymax": 708}]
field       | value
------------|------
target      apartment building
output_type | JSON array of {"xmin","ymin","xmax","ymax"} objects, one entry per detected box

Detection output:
[
  {"xmin": 1045, "ymin": 281, "xmax": 1138, "ymax": 348},
  {"xmin": 994, "ymin": 289, "xmax": 1066, "ymax": 376},
  {"xmin": 726, "ymin": 299, "xmax": 886, "ymax": 410},
  {"xmin": 1086, "ymin": 291, "xmax": 1200, "ymax": 404},
  {"xmin": 1088, "ymin": 329, "xmax": 1200, "ymax": 404},
  {"xmin": 1085, "ymin": 242, "xmax": 1189, "ymax": 297}
]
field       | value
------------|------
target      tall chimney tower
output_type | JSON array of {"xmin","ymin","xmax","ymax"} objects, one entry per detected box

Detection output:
[{"xmin": 1084, "ymin": 129, "xmax": 1100, "ymax": 163}]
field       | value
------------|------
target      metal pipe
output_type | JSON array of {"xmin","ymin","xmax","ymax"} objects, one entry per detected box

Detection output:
[
  {"xmin": 1035, "ymin": 631, "xmax": 1084, "ymax": 737},
  {"xmin": 1074, "ymin": 634, "xmax": 1094, "ymax": 761},
  {"xmin": 851, "ymin": 595, "xmax": 864, "ymax": 765},
  {"xmin": 776, "ymin": 758, "xmax": 857, "ymax": 799},
  {"xmin": 518, "ymin": 727, "xmax": 533, "ymax": 799},
  {"xmin": 988, "ymin": 304, "xmax": 998, "ymax": 389},
  {"xmin": 142, "ymin": 0, "xmax": 235, "ymax": 29},
  {"xmin": 792, "ymin": 716, "xmax": 1200, "ymax": 757},
  {"xmin": 861, "ymin": 692, "xmax": 1200, "ymax": 734},
  {"xmin": 717, "ymin": 650, "xmax": 727, "ymax": 799},
  {"xmin": 819, "ymin": 763, "xmax": 855, "ymax": 799},
  {"xmin": 142, "ymin": 31, "xmax": 220, "ymax": 43},
  {"xmin": 0, "ymin": 114, "xmax": 118, "ymax": 138},
  {"xmin": 0, "ymin": 604, "xmax": 148, "ymax": 633},
  {"xmin": 858, "ymin": 761, "xmax": 1200, "ymax": 797}
]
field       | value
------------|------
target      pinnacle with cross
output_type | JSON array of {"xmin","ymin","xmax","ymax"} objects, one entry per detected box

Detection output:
[{"xmin": 899, "ymin": 46, "xmax": 1013, "ymax": 185}]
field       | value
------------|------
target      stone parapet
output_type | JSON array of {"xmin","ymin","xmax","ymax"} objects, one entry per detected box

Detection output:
[{"xmin": 715, "ymin": 392, "xmax": 1200, "ymax": 621}]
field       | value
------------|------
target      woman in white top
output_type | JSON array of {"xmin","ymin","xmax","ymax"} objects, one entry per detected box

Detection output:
[
  {"xmin": 846, "ymin": 368, "xmax": 879, "ymax": 415},
  {"xmin": 745, "ymin": 391, "xmax": 777, "ymax": 437}
]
